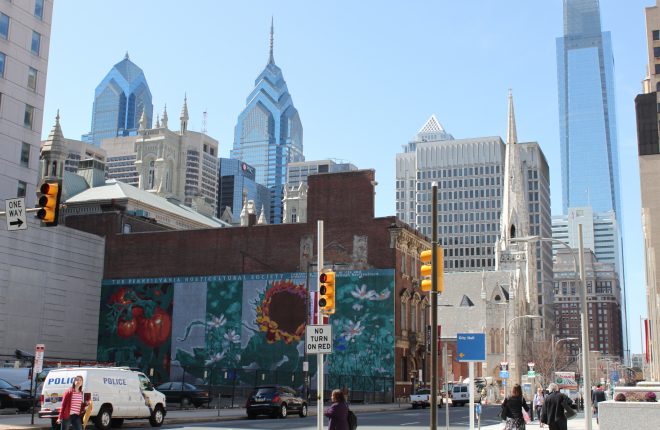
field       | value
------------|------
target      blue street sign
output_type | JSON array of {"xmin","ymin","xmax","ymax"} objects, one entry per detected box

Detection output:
[
  {"xmin": 500, "ymin": 370, "xmax": 509, "ymax": 379},
  {"xmin": 611, "ymin": 370, "xmax": 619, "ymax": 383},
  {"xmin": 456, "ymin": 333, "xmax": 486, "ymax": 362},
  {"xmin": 475, "ymin": 403, "xmax": 482, "ymax": 415}
]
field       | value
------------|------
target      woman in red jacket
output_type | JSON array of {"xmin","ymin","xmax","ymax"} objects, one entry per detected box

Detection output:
[{"xmin": 57, "ymin": 375, "xmax": 88, "ymax": 430}]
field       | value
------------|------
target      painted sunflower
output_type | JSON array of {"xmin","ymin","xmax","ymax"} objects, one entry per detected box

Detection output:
[{"xmin": 256, "ymin": 280, "xmax": 307, "ymax": 344}]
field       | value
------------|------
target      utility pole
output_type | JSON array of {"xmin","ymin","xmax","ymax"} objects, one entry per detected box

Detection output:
[
  {"xmin": 578, "ymin": 225, "xmax": 593, "ymax": 430},
  {"xmin": 430, "ymin": 182, "xmax": 439, "ymax": 430},
  {"xmin": 317, "ymin": 220, "xmax": 324, "ymax": 430}
]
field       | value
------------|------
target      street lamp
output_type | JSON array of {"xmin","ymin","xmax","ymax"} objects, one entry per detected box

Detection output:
[
  {"xmin": 505, "ymin": 314, "xmax": 542, "ymax": 394},
  {"xmin": 553, "ymin": 337, "xmax": 578, "ymax": 381},
  {"xmin": 510, "ymin": 228, "xmax": 593, "ymax": 430}
]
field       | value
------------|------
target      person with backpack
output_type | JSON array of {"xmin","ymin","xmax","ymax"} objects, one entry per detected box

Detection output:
[{"xmin": 325, "ymin": 389, "xmax": 349, "ymax": 430}]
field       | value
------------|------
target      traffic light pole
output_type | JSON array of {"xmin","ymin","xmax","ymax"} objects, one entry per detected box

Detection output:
[
  {"xmin": 317, "ymin": 220, "xmax": 324, "ymax": 430},
  {"xmin": 430, "ymin": 183, "xmax": 438, "ymax": 430}
]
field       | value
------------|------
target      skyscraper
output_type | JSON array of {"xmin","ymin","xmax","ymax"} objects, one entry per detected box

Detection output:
[
  {"xmin": 557, "ymin": 0, "xmax": 621, "ymax": 216},
  {"xmin": 0, "ymin": 0, "xmax": 53, "ymax": 207},
  {"xmin": 230, "ymin": 20, "xmax": 303, "ymax": 224},
  {"xmin": 84, "ymin": 53, "xmax": 153, "ymax": 146}
]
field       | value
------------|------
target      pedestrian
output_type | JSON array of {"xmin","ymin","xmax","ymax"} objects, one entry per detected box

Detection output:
[
  {"xmin": 591, "ymin": 383, "xmax": 606, "ymax": 424},
  {"xmin": 57, "ymin": 375, "xmax": 88, "ymax": 430},
  {"xmin": 500, "ymin": 383, "xmax": 530, "ymax": 430},
  {"xmin": 533, "ymin": 387, "xmax": 546, "ymax": 427},
  {"xmin": 540, "ymin": 383, "xmax": 575, "ymax": 430},
  {"xmin": 614, "ymin": 393, "xmax": 626, "ymax": 402},
  {"xmin": 644, "ymin": 391, "xmax": 657, "ymax": 402},
  {"xmin": 325, "ymin": 388, "xmax": 349, "ymax": 430}
]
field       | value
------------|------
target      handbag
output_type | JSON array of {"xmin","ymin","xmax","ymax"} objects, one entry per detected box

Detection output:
[{"xmin": 522, "ymin": 408, "xmax": 531, "ymax": 424}]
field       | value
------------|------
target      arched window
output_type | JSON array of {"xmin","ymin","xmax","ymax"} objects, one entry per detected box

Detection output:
[
  {"xmin": 51, "ymin": 160, "xmax": 57, "ymax": 177},
  {"xmin": 510, "ymin": 224, "xmax": 516, "ymax": 238},
  {"xmin": 656, "ymin": 81, "xmax": 660, "ymax": 91},
  {"xmin": 411, "ymin": 302, "xmax": 417, "ymax": 332},
  {"xmin": 148, "ymin": 160, "xmax": 155, "ymax": 189},
  {"xmin": 400, "ymin": 301, "xmax": 407, "ymax": 331}
]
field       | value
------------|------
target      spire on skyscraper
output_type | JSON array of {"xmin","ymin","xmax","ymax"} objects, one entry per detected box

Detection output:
[
  {"xmin": 507, "ymin": 89, "xmax": 517, "ymax": 145},
  {"xmin": 269, "ymin": 17, "xmax": 275, "ymax": 65}
]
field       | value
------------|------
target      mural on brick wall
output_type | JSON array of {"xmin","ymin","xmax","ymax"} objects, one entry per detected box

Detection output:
[{"xmin": 98, "ymin": 269, "xmax": 394, "ymax": 386}]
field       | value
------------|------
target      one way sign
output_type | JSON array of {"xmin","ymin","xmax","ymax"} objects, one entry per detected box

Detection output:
[{"xmin": 5, "ymin": 198, "xmax": 27, "ymax": 231}]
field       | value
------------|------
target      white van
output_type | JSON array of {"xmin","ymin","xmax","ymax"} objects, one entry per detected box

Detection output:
[{"xmin": 38, "ymin": 367, "xmax": 166, "ymax": 430}]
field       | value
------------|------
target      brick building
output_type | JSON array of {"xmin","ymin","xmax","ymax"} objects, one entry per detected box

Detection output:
[{"xmin": 83, "ymin": 170, "xmax": 437, "ymax": 399}]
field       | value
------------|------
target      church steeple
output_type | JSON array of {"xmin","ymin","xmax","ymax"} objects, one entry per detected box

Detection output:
[
  {"xmin": 161, "ymin": 104, "xmax": 168, "ymax": 129},
  {"xmin": 180, "ymin": 95, "xmax": 189, "ymax": 134},
  {"xmin": 268, "ymin": 17, "xmax": 274, "ymax": 65},
  {"xmin": 499, "ymin": 89, "xmax": 529, "ymax": 246},
  {"xmin": 40, "ymin": 110, "xmax": 68, "ymax": 181}
]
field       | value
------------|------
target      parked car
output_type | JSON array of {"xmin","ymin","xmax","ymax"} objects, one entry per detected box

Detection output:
[
  {"xmin": 156, "ymin": 382, "xmax": 210, "ymax": 408},
  {"xmin": 245, "ymin": 385, "xmax": 307, "ymax": 419},
  {"xmin": 410, "ymin": 388, "xmax": 443, "ymax": 409},
  {"xmin": 450, "ymin": 383, "xmax": 481, "ymax": 407},
  {"xmin": 0, "ymin": 377, "xmax": 32, "ymax": 412}
]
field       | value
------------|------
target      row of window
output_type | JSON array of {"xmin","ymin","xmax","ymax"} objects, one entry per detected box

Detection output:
[
  {"xmin": 0, "ymin": 10, "xmax": 43, "ymax": 55},
  {"xmin": 0, "ymin": 50, "xmax": 38, "ymax": 90}
]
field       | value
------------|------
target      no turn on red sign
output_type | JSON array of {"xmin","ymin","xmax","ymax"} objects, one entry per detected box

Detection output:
[{"xmin": 305, "ymin": 325, "xmax": 333, "ymax": 354}]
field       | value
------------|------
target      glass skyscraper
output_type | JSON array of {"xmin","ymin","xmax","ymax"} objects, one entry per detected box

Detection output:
[
  {"xmin": 84, "ymin": 53, "xmax": 153, "ymax": 146},
  {"xmin": 557, "ymin": 0, "xmax": 621, "ymax": 216},
  {"xmin": 230, "ymin": 22, "xmax": 303, "ymax": 224}
]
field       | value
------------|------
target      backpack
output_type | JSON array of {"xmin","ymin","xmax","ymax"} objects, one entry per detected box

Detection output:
[{"xmin": 347, "ymin": 409, "xmax": 358, "ymax": 430}]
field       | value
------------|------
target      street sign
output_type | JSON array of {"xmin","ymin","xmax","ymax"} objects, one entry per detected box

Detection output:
[
  {"xmin": 305, "ymin": 325, "xmax": 332, "ymax": 354},
  {"xmin": 5, "ymin": 198, "xmax": 27, "ymax": 231},
  {"xmin": 500, "ymin": 370, "xmax": 509, "ymax": 378},
  {"xmin": 475, "ymin": 403, "xmax": 482, "ymax": 415},
  {"xmin": 611, "ymin": 370, "xmax": 619, "ymax": 383},
  {"xmin": 456, "ymin": 333, "xmax": 486, "ymax": 362},
  {"xmin": 34, "ymin": 344, "xmax": 45, "ymax": 373}
]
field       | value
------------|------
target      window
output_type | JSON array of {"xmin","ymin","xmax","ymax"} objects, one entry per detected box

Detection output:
[
  {"xmin": 654, "ymin": 30, "xmax": 660, "ymax": 40},
  {"xmin": 655, "ymin": 64, "xmax": 660, "ymax": 75},
  {"xmin": 23, "ymin": 104, "xmax": 34, "ymax": 128},
  {"xmin": 27, "ymin": 67, "xmax": 37, "ymax": 92},
  {"xmin": 31, "ymin": 31, "xmax": 41, "ymax": 55},
  {"xmin": 0, "ymin": 13, "xmax": 8, "ymax": 39},
  {"xmin": 0, "ymin": 52, "xmax": 5, "ymax": 78},
  {"xmin": 20, "ymin": 142, "xmax": 29, "ymax": 167},
  {"xmin": 17, "ymin": 180, "xmax": 26, "ymax": 197},
  {"xmin": 34, "ymin": 0, "xmax": 44, "ymax": 19},
  {"xmin": 655, "ymin": 47, "xmax": 660, "ymax": 58}
]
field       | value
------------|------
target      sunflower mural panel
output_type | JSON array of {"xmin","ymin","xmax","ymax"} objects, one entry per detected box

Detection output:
[
  {"xmin": 97, "ymin": 281, "xmax": 174, "ymax": 383},
  {"xmin": 326, "ymin": 270, "xmax": 395, "ymax": 379}
]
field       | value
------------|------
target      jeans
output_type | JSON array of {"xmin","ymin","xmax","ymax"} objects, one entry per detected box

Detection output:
[{"xmin": 61, "ymin": 414, "xmax": 82, "ymax": 430}]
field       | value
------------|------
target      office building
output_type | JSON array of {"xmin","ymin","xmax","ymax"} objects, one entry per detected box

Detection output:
[
  {"xmin": 553, "ymin": 248, "xmax": 623, "ymax": 359},
  {"xmin": 557, "ymin": 0, "xmax": 621, "ymax": 216},
  {"xmin": 0, "ymin": 0, "xmax": 53, "ymax": 206},
  {"xmin": 84, "ymin": 53, "xmax": 153, "ymax": 146},
  {"xmin": 286, "ymin": 159, "xmax": 358, "ymax": 188},
  {"xmin": 634, "ymin": 0, "xmax": 660, "ymax": 381},
  {"xmin": 230, "ymin": 21, "xmax": 303, "ymax": 224},
  {"xmin": 216, "ymin": 158, "xmax": 270, "ymax": 223}
]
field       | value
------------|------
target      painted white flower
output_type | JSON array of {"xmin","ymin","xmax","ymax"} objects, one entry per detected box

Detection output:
[
  {"xmin": 351, "ymin": 285, "xmax": 378, "ymax": 300},
  {"xmin": 204, "ymin": 351, "xmax": 225, "ymax": 365},
  {"xmin": 352, "ymin": 303, "xmax": 363, "ymax": 311},
  {"xmin": 369, "ymin": 289, "xmax": 391, "ymax": 301},
  {"xmin": 342, "ymin": 320, "xmax": 365, "ymax": 341},
  {"xmin": 208, "ymin": 314, "xmax": 226, "ymax": 329},
  {"xmin": 224, "ymin": 329, "xmax": 240, "ymax": 343}
]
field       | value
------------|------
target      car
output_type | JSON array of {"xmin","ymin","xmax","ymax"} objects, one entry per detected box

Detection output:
[
  {"xmin": 450, "ymin": 383, "xmax": 481, "ymax": 407},
  {"xmin": 156, "ymin": 382, "xmax": 210, "ymax": 408},
  {"xmin": 245, "ymin": 385, "xmax": 307, "ymax": 419},
  {"xmin": 0, "ymin": 377, "xmax": 33, "ymax": 412},
  {"xmin": 39, "ymin": 367, "xmax": 166, "ymax": 430}
]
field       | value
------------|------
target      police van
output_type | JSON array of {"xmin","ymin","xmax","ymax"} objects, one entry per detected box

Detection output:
[{"xmin": 39, "ymin": 367, "xmax": 166, "ymax": 430}]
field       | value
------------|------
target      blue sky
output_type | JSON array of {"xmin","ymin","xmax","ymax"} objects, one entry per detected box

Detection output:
[{"xmin": 43, "ymin": 1, "xmax": 649, "ymax": 355}]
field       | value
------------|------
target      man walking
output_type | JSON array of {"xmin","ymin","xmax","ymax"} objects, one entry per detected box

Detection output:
[
  {"xmin": 540, "ymin": 383, "xmax": 574, "ymax": 430},
  {"xmin": 592, "ymin": 384, "xmax": 606, "ymax": 424}
]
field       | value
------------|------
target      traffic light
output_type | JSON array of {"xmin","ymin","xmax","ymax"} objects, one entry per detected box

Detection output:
[
  {"xmin": 319, "ymin": 270, "xmax": 336, "ymax": 315},
  {"xmin": 420, "ymin": 249, "xmax": 443, "ymax": 292},
  {"xmin": 36, "ymin": 180, "xmax": 62, "ymax": 226}
]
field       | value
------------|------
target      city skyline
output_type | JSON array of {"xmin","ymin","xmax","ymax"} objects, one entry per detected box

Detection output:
[{"xmin": 43, "ymin": 1, "xmax": 647, "ymax": 353}]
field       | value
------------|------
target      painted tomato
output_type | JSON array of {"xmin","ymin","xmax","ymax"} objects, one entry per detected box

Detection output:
[
  {"xmin": 110, "ymin": 287, "xmax": 133, "ymax": 305},
  {"xmin": 117, "ymin": 318, "xmax": 137, "ymax": 338},
  {"xmin": 136, "ymin": 307, "xmax": 172, "ymax": 347}
]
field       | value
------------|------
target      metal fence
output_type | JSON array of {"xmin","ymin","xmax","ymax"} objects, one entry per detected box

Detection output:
[{"xmin": 1, "ymin": 354, "xmax": 394, "ymax": 410}]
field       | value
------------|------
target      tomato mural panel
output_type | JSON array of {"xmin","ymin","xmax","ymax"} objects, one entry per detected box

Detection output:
[{"xmin": 97, "ymin": 282, "xmax": 173, "ymax": 382}]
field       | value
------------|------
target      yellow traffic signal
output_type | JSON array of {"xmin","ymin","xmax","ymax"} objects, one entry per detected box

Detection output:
[
  {"xmin": 36, "ymin": 180, "xmax": 62, "ymax": 226},
  {"xmin": 420, "ymin": 249, "xmax": 444, "ymax": 292},
  {"xmin": 319, "ymin": 270, "xmax": 336, "ymax": 315}
]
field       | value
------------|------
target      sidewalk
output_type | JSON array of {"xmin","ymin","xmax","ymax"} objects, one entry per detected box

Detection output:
[
  {"xmin": 0, "ymin": 403, "xmax": 406, "ymax": 430},
  {"xmin": 481, "ymin": 413, "xmax": 597, "ymax": 430}
]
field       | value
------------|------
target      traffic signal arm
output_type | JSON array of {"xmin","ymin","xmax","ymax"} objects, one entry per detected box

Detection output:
[{"xmin": 36, "ymin": 180, "xmax": 62, "ymax": 226}]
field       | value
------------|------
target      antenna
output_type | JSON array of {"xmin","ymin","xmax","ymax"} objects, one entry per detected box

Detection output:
[{"xmin": 202, "ymin": 109, "xmax": 208, "ymax": 134}]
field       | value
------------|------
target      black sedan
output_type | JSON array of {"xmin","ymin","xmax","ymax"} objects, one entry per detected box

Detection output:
[
  {"xmin": 0, "ymin": 378, "xmax": 32, "ymax": 412},
  {"xmin": 245, "ymin": 385, "xmax": 307, "ymax": 419},
  {"xmin": 156, "ymin": 382, "xmax": 211, "ymax": 408}
]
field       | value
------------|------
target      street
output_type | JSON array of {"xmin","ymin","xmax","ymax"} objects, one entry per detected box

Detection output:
[{"xmin": 161, "ymin": 404, "xmax": 503, "ymax": 430}]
